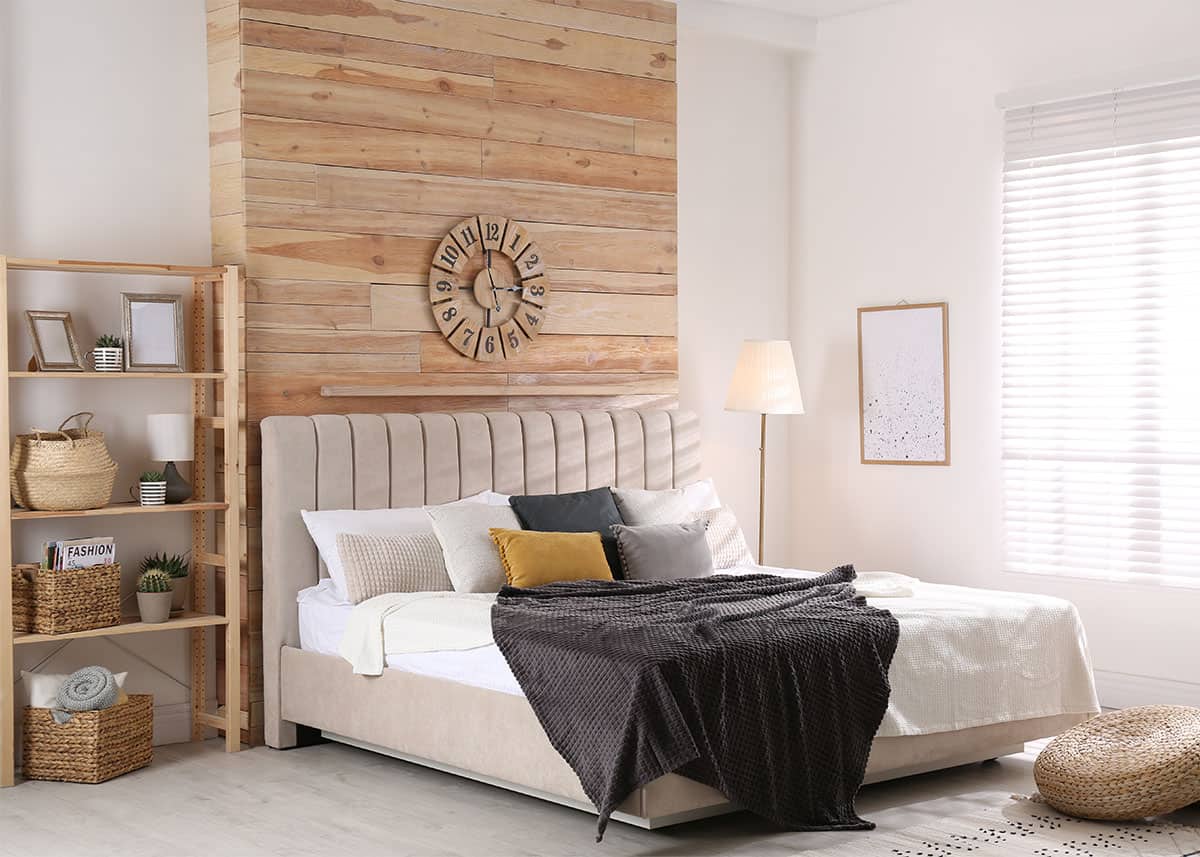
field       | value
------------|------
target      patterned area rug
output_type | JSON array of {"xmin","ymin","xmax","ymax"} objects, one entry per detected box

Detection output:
[{"xmin": 799, "ymin": 797, "xmax": 1200, "ymax": 856}]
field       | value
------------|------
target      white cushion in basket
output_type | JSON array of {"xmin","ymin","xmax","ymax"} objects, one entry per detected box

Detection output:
[{"xmin": 21, "ymin": 670, "xmax": 127, "ymax": 708}]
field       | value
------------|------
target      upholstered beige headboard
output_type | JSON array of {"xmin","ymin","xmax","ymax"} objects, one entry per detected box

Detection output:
[{"xmin": 260, "ymin": 410, "xmax": 701, "ymax": 748}]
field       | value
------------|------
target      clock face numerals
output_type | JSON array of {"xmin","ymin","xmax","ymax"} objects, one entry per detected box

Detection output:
[{"xmin": 428, "ymin": 215, "xmax": 550, "ymax": 361}]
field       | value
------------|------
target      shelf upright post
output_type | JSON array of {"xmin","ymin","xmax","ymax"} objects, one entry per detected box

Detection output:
[
  {"xmin": 221, "ymin": 265, "xmax": 241, "ymax": 751},
  {"xmin": 190, "ymin": 275, "xmax": 210, "ymax": 742},
  {"xmin": 0, "ymin": 257, "xmax": 13, "ymax": 787}
]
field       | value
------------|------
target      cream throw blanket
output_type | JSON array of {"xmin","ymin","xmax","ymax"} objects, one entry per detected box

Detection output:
[{"xmin": 340, "ymin": 591, "xmax": 496, "ymax": 676}]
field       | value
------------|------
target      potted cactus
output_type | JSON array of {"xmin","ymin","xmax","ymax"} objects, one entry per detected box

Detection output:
[
  {"xmin": 138, "ymin": 470, "xmax": 166, "ymax": 506},
  {"xmin": 135, "ymin": 569, "xmax": 173, "ymax": 624},
  {"xmin": 142, "ymin": 552, "xmax": 190, "ymax": 613},
  {"xmin": 93, "ymin": 334, "xmax": 124, "ymax": 372}
]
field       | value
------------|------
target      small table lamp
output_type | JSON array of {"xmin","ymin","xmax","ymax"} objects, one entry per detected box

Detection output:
[
  {"xmin": 725, "ymin": 340, "xmax": 805, "ymax": 564},
  {"xmin": 147, "ymin": 413, "xmax": 194, "ymax": 504}
]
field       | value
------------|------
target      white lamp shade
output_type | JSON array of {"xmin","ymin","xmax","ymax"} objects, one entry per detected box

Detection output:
[
  {"xmin": 147, "ymin": 413, "xmax": 194, "ymax": 462},
  {"xmin": 725, "ymin": 340, "xmax": 805, "ymax": 415}
]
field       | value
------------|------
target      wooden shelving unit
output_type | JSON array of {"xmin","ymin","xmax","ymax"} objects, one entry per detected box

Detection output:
[{"xmin": 0, "ymin": 256, "xmax": 243, "ymax": 787}]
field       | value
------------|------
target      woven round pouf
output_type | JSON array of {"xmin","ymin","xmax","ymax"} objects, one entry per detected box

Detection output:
[{"xmin": 1034, "ymin": 705, "xmax": 1200, "ymax": 820}]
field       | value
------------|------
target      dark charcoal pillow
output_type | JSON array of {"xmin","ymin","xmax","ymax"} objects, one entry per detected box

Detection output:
[
  {"xmin": 509, "ymin": 488, "xmax": 626, "ymax": 578},
  {"xmin": 611, "ymin": 521, "xmax": 714, "ymax": 581}
]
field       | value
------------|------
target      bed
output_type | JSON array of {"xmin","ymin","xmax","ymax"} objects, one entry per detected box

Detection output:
[{"xmin": 262, "ymin": 409, "xmax": 1099, "ymax": 829}]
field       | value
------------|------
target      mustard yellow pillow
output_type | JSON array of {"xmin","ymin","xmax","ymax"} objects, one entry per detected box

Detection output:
[{"xmin": 489, "ymin": 528, "xmax": 614, "ymax": 588}]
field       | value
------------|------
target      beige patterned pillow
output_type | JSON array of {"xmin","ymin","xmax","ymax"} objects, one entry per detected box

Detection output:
[
  {"xmin": 612, "ymin": 487, "xmax": 691, "ymax": 525},
  {"xmin": 335, "ymin": 532, "xmax": 452, "ymax": 603},
  {"xmin": 692, "ymin": 507, "xmax": 755, "ymax": 569}
]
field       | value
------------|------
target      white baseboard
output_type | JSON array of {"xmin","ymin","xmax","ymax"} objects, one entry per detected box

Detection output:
[{"xmin": 1093, "ymin": 670, "xmax": 1200, "ymax": 709}]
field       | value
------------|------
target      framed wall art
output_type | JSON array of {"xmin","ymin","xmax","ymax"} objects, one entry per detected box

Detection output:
[
  {"xmin": 25, "ymin": 310, "xmax": 85, "ymax": 372},
  {"xmin": 122, "ymin": 293, "xmax": 185, "ymax": 372},
  {"xmin": 857, "ymin": 302, "xmax": 950, "ymax": 466}
]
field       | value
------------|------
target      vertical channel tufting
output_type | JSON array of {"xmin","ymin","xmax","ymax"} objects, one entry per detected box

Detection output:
[
  {"xmin": 581, "ymin": 411, "xmax": 616, "ymax": 489},
  {"xmin": 486, "ymin": 412, "xmax": 525, "ymax": 495},
  {"xmin": 419, "ymin": 413, "xmax": 460, "ymax": 504},
  {"xmin": 550, "ymin": 412, "xmax": 587, "ymax": 493},
  {"xmin": 383, "ymin": 414, "xmax": 425, "ymax": 507},
  {"xmin": 518, "ymin": 411, "xmax": 556, "ymax": 494},
  {"xmin": 669, "ymin": 410, "xmax": 702, "ymax": 486},
  {"xmin": 638, "ymin": 410, "xmax": 673, "ymax": 490},
  {"xmin": 348, "ymin": 415, "xmax": 390, "ymax": 509},
  {"xmin": 455, "ymin": 412, "xmax": 493, "ymax": 497},
  {"xmin": 611, "ymin": 410, "xmax": 646, "ymax": 488},
  {"xmin": 312, "ymin": 415, "xmax": 354, "ymax": 511}
]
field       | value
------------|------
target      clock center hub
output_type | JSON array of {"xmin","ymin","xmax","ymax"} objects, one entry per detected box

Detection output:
[{"xmin": 473, "ymin": 266, "xmax": 513, "ymax": 312}]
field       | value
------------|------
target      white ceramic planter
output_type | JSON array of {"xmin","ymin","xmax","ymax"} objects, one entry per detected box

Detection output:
[
  {"xmin": 93, "ymin": 347, "xmax": 123, "ymax": 372},
  {"xmin": 136, "ymin": 591, "xmax": 172, "ymax": 624},
  {"xmin": 138, "ymin": 481, "xmax": 166, "ymax": 506},
  {"xmin": 169, "ymin": 575, "xmax": 190, "ymax": 612}
]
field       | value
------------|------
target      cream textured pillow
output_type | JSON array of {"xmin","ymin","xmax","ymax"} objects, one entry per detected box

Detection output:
[
  {"xmin": 426, "ymin": 503, "xmax": 522, "ymax": 592},
  {"xmin": 612, "ymin": 487, "xmax": 691, "ymax": 525},
  {"xmin": 335, "ymin": 532, "xmax": 452, "ymax": 603},
  {"xmin": 693, "ymin": 507, "xmax": 755, "ymax": 569}
]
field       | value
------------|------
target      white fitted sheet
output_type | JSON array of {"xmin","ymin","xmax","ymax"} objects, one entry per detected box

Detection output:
[{"xmin": 297, "ymin": 567, "xmax": 1101, "ymax": 738}]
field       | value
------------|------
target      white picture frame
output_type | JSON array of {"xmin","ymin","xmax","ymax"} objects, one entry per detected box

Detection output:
[
  {"xmin": 857, "ymin": 302, "xmax": 950, "ymax": 466},
  {"xmin": 122, "ymin": 293, "xmax": 185, "ymax": 373}
]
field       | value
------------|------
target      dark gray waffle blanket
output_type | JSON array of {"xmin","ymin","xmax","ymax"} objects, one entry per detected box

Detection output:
[{"xmin": 491, "ymin": 566, "xmax": 900, "ymax": 840}]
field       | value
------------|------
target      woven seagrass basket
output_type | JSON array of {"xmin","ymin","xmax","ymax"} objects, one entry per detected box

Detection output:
[
  {"xmin": 22, "ymin": 694, "xmax": 153, "ymax": 784},
  {"xmin": 11, "ymin": 563, "xmax": 121, "ymax": 635},
  {"xmin": 10, "ymin": 411, "xmax": 117, "ymax": 511},
  {"xmin": 1034, "ymin": 705, "xmax": 1200, "ymax": 820}
]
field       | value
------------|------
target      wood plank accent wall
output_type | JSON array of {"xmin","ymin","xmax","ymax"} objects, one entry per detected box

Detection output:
[{"xmin": 206, "ymin": 0, "xmax": 677, "ymax": 744}]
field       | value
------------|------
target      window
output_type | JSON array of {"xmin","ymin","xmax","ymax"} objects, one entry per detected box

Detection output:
[{"xmin": 1002, "ymin": 79, "xmax": 1200, "ymax": 585}]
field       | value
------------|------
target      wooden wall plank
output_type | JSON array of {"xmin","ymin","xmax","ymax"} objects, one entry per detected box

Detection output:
[
  {"xmin": 533, "ymin": 224, "xmax": 676, "ymax": 274},
  {"xmin": 245, "ymin": 158, "xmax": 315, "ymax": 181},
  {"xmin": 246, "ymin": 278, "xmax": 370, "ymax": 306},
  {"xmin": 246, "ymin": 302, "xmax": 372, "ymax": 330},
  {"xmin": 242, "ymin": 45, "xmax": 494, "ymax": 99},
  {"xmin": 247, "ymin": 328, "xmax": 421, "ymax": 354},
  {"xmin": 482, "ymin": 140, "xmax": 674, "ymax": 194},
  {"xmin": 207, "ymin": 5, "xmax": 240, "ymax": 64},
  {"xmin": 245, "ymin": 177, "xmax": 316, "ymax": 205},
  {"xmin": 246, "ymin": 352, "xmax": 420, "ymax": 373},
  {"xmin": 549, "ymin": 269, "xmax": 675, "ymax": 295},
  {"xmin": 494, "ymin": 58, "xmax": 674, "ymax": 123},
  {"xmin": 372, "ymin": 285, "xmax": 676, "ymax": 336},
  {"xmin": 241, "ymin": 20, "xmax": 495, "ymax": 77},
  {"xmin": 210, "ymin": 161, "xmax": 242, "ymax": 217},
  {"xmin": 534, "ymin": 0, "xmax": 675, "ymax": 25},
  {"xmin": 208, "ymin": 57, "xmax": 242, "ymax": 116},
  {"xmin": 246, "ymin": 202, "xmax": 459, "ymax": 238},
  {"xmin": 419, "ymin": 332, "xmax": 676, "ymax": 373},
  {"xmin": 317, "ymin": 166, "xmax": 676, "ymax": 231},
  {"xmin": 243, "ymin": 71, "xmax": 636, "ymax": 155},
  {"xmin": 243, "ymin": 115, "xmax": 482, "ymax": 177},
  {"xmin": 634, "ymin": 119, "xmax": 676, "ymax": 158},
  {"xmin": 246, "ymin": 227, "xmax": 438, "ymax": 284},
  {"xmin": 410, "ymin": 0, "xmax": 675, "ymax": 43},
  {"xmin": 209, "ymin": 109, "xmax": 242, "ymax": 166},
  {"xmin": 240, "ymin": 0, "xmax": 676, "ymax": 81}
]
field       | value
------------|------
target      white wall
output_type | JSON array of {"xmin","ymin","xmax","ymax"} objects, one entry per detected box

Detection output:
[
  {"xmin": 678, "ymin": 22, "xmax": 797, "ymax": 564},
  {"xmin": 792, "ymin": 0, "xmax": 1200, "ymax": 704},
  {"xmin": 1, "ymin": 0, "xmax": 213, "ymax": 744}
]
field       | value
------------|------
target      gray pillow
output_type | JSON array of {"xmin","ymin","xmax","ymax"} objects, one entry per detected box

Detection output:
[
  {"xmin": 612, "ymin": 487, "xmax": 691, "ymax": 525},
  {"xmin": 611, "ymin": 521, "xmax": 714, "ymax": 581}
]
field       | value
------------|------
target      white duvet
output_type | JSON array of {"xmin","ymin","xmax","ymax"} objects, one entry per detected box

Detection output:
[{"xmin": 309, "ymin": 566, "xmax": 1100, "ymax": 739}]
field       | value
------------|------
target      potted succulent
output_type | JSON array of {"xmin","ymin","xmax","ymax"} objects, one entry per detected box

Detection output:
[
  {"xmin": 135, "ymin": 569, "xmax": 173, "ymax": 624},
  {"xmin": 143, "ymin": 552, "xmax": 190, "ymax": 613},
  {"xmin": 92, "ymin": 334, "xmax": 124, "ymax": 372},
  {"xmin": 138, "ymin": 470, "xmax": 166, "ymax": 506}
]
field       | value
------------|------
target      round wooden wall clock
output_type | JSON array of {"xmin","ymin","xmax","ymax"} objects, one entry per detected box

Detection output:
[{"xmin": 429, "ymin": 215, "xmax": 549, "ymax": 362}]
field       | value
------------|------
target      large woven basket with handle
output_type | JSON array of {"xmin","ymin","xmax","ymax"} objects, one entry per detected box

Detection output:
[{"xmin": 10, "ymin": 411, "xmax": 117, "ymax": 511}]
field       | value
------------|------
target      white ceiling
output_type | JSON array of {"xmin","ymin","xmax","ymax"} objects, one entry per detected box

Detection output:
[{"xmin": 709, "ymin": 0, "xmax": 899, "ymax": 18}]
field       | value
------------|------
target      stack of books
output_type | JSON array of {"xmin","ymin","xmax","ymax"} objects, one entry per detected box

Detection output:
[{"xmin": 41, "ymin": 537, "xmax": 116, "ymax": 571}]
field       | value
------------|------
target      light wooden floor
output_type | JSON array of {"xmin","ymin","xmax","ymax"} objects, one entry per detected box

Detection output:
[{"xmin": 1, "ymin": 738, "xmax": 1196, "ymax": 856}]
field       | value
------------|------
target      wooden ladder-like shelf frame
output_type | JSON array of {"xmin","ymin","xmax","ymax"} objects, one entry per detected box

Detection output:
[{"xmin": 0, "ymin": 257, "xmax": 243, "ymax": 786}]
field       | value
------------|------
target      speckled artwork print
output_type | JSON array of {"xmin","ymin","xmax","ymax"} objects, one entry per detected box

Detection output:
[{"xmin": 860, "ymin": 305, "xmax": 947, "ymax": 463}]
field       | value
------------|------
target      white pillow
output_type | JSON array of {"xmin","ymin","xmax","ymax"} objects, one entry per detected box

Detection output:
[
  {"xmin": 612, "ymin": 487, "xmax": 691, "ymax": 525},
  {"xmin": 21, "ymin": 670, "xmax": 128, "ymax": 708},
  {"xmin": 426, "ymin": 504, "xmax": 522, "ymax": 593},
  {"xmin": 681, "ymin": 478, "xmax": 722, "ymax": 514},
  {"xmin": 302, "ymin": 491, "xmax": 490, "ymax": 600},
  {"xmin": 693, "ymin": 507, "xmax": 754, "ymax": 569},
  {"xmin": 481, "ymin": 491, "xmax": 512, "ymax": 506}
]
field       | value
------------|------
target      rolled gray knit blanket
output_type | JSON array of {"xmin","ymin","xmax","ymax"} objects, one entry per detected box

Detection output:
[{"xmin": 52, "ymin": 666, "xmax": 119, "ymax": 724}]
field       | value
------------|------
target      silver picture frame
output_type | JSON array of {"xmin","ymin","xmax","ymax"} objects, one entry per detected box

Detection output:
[
  {"xmin": 25, "ymin": 310, "xmax": 86, "ymax": 372},
  {"xmin": 122, "ymin": 293, "xmax": 186, "ymax": 372}
]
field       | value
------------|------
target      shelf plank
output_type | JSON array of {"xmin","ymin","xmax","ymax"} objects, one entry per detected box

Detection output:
[
  {"xmin": 4, "ymin": 258, "xmax": 225, "ymax": 278},
  {"xmin": 9, "ymin": 371, "xmax": 226, "ymax": 380},
  {"xmin": 12, "ymin": 501, "xmax": 227, "ymax": 521},
  {"xmin": 13, "ymin": 612, "xmax": 229, "ymax": 645}
]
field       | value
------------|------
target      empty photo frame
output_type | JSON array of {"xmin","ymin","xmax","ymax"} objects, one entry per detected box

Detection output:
[
  {"xmin": 25, "ymin": 310, "xmax": 85, "ymax": 371},
  {"xmin": 122, "ymin": 293, "xmax": 185, "ymax": 372}
]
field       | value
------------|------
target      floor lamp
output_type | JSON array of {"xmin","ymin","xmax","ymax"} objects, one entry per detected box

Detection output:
[{"xmin": 725, "ymin": 340, "xmax": 805, "ymax": 564}]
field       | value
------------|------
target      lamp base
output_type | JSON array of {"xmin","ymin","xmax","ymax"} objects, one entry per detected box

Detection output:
[{"xmin": 163, "ymin": 460, "xmax": 193, "ymax": 504}]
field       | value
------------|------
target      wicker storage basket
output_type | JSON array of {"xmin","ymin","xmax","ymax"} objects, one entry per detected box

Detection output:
[
  {"xmin": 10, "ymin": 411, "xmax": 117, "ymax": 511},
  {"xmin": 22, "ymin": 694, "xmax": 153, "ymax": 784},
  {"xmin": 12, "ymin": 563, "xmax": 121, "ymax": 635}
]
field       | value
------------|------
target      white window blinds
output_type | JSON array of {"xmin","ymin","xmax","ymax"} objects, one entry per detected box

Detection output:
[{"xmin": 1002, "ymin": 79, "xmax": 1200, "ymax": 584}]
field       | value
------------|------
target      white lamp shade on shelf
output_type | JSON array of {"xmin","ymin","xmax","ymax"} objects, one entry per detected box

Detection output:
[
  {"xmin": 147, "ymin": 413, "xmax": 194, "ymax": 462},
  {"xmin": 725, "ymin": 340, "xmax": 805, "ymax": 415}
]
